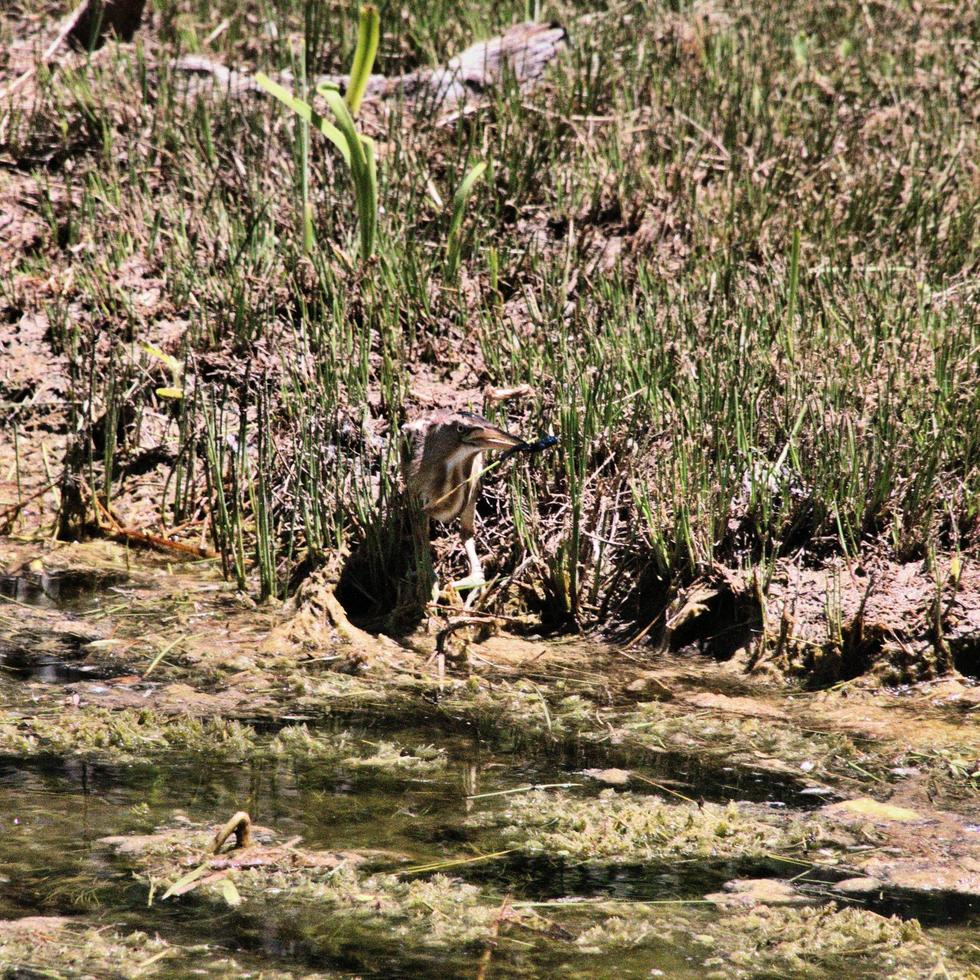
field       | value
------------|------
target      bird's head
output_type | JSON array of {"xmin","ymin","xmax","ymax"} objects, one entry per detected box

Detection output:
[
  {"xmin": 402, "ymin": 410, "xmax": 523, "ymax": 485},
  {"xmin": 431, "ymin": 411, "xmax": 524, "ymax": 456}
]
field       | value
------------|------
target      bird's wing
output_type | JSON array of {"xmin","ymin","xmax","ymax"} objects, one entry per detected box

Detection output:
[{"xmin": 400, "ymin": 418, "xmax": 431, "ymax": 475}]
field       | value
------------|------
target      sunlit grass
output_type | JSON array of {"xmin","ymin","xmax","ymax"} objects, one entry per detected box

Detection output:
[{"xmin": 2, "ymin": 0, "xmax": 976, "ymax": 626}]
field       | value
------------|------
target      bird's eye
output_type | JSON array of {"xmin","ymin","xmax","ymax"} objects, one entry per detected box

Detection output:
[{"xmin": 457, "ymin": 424, "xmax": 469, "ymax": 435}]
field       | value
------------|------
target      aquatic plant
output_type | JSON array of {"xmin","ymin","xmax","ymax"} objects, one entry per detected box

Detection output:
[{"xmin": 470, "ymin": 788, "xmax": 823, "ymax": 862}]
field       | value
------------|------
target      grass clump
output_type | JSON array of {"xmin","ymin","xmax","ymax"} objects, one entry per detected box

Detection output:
[
  {"xmin": 255, "ymin": 4, "xmax": 380, "ymax": 260},
  {"xmin": 445, "ymin": 160, "xmax": 488, "ymax": 280},
  {"xmin": 471, "ymin": 788, "xmax": 824, "ymax": 862},
  {"xmin": 0, "ymin": 707, "xmax": 258, "ymax": 762}
]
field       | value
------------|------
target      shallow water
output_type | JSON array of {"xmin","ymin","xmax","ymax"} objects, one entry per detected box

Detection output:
[
  {"xmin": 0, "ymin": 737, "xmax": 712, "ymax": 976},
  {"xmin": 0, "ymin": 564, "xmax": 978, "ymax": 977},
  {"xmin": 0, "ymin": 568, "xmax": 131, "ymax": 611},
  {"xmin": 2, "ymin": 727, "xmax": 977, "ymax": 975}
]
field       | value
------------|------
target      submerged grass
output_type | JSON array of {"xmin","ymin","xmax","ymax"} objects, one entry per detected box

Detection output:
[
  {"xmin": 469, "ymin": 787, "xmax": 826, "ymax": 862},
  {"xmin": 1, "ymin": 0, "xmax": 978, "ymax": 674},
  {"xmin": 97, "ymin": 808, "xmax": 976, "ymax": 977},
  {"xmin": 0, "ymin": 704, "xmax": 446, "ymax": 769}
]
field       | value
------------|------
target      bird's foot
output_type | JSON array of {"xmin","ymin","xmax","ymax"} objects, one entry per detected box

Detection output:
[{"xmin": 447, "ymin": 572, "xmax": 486, "ymax": 592}]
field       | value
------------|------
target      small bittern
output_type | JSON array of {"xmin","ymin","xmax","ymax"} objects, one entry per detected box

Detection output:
[{"xmin": 401, "ymin": 410, "xmax": 524, "ymax": 590}]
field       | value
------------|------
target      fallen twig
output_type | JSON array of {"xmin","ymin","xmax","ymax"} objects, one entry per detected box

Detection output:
[
  {"xmin": 476, "ymin": 893, "xmax": 511, "ymax": 980},
  {"xmin": 88, "ymin": 490, "xmax": 217, "ymax": 559}
]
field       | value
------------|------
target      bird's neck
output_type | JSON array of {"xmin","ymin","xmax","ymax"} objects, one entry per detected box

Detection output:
[{"xmin": 423, "ymin": 449, "xmax": 480, "ymax": 521}]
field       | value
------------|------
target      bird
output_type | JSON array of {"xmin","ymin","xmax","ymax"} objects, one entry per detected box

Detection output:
[{"xmin": 401, "ymin": 409, "xmax": 524, "ymax": 592}]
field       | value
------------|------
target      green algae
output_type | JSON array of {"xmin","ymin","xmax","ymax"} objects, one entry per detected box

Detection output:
[
  {"xmin": 267, "ymin": 725, "xmax": 446, "ymax": 772},
  {"xmin": 470, "ymin": 788, "xmax": 835, "ymax": 862},
  {"xmin": 0, "ymin": 916, "xmax": 305, "ymax": 978},
  {"xmin": 343, "ymin": 738, "xmax": 447, "ymax": 771},
  {"xmin": 573, "ymin": 914, "xmax": 667, "ymax": 954},
  {"xmin": 0, "ymin": 705, "xmax": 447, "ymax": 774},
  {"xmin": 0, "ymin": 538, "xmax": 896, "ymax": 801}
]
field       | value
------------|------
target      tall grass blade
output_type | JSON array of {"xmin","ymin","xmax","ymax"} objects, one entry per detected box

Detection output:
[
  {"xmin": 296, "ymin": 45, "xmax": 314, "ymax": 253},
  {"xmin": 253, "ymin": 72, "xmax": 349, "ymax": 164},
  {"xmin": 321, "ymin": 87, "xmax": 377, "ymax": 260},
  {"xmin": 785, "ymin": 227, "xmax": 801, "ymax": 362},
  {"xmin": 446, "ymin": 161, "xmax": 487, "ymax": 279},
  {"xmin": 346, "ymin": 4, "xmax": 380, "ymax": 116}
]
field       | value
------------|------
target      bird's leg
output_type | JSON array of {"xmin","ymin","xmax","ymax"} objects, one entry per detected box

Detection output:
[
  {"xmin": 449, "ymin": 475, "xmax": 485, "ymax": 596},
  {"xmin": 454, "ymin": 529, "xmax": 486, "ymax": 611},
  {"xmin": 463, "ymin": 534, "xmax": 484, "ymax": 582}
]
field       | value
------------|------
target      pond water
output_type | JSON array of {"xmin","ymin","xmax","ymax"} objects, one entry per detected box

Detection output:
[
  {"xmin": 0, "ymin": 737, "xmax": 717, "ymax": 975},
  {"xmin": 0, "ymin": 565, "xmax": 977, "ymax": 977}
]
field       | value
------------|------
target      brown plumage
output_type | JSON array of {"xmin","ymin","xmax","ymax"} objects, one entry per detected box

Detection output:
[{"xmin": 401, "ymin": 410, "xmax": 523, "ymax": 587}]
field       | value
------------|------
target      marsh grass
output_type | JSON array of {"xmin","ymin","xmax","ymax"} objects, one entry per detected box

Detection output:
[{"xmin": 1, "ymin": 1, "xmax": 977, "ymax": 651}]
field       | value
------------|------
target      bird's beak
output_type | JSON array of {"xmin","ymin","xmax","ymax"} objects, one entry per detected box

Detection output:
[{"xmin": 461, "ymin": 423, "xmax": 524, "ymax": 452}]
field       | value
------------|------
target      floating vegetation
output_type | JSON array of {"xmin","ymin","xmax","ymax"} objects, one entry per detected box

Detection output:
[
  {"xmin": 98, "ymin": 812, "xmax": 977, "ymax": 977},
  {"xmin": 694, "ymin": 904, "xmax": 967, "ymax": 979},
  {"xmin": 0, "ymin": 917, "xmax": 269, "ymax": 978},
  {"xmin": 0, "ymin": 706, "xmax": 446, "ymax": 773},
  {"xmin": 0, "ymin": 707, "xmax": 258, "ymax": 761},
  {"xmin": 344, "ymin": 739, "xmax": 447, "ymax": 772},
  {"xmin": 568, "ymin": 902, "xmax": 973, "ymax": 978},
  {"xmin": 470, "ymin": 788, "xmax": 829, "ymax": 862},
  {"xmin": 109, "ymin": 817, "xmax": 541, "ymax": 949},
  {"xmin": 614, "ymin": 698, "xmax": 885, "ymax": 787}
]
